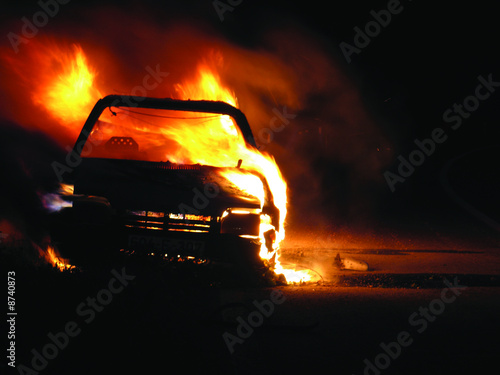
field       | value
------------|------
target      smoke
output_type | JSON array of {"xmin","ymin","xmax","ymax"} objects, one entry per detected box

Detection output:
[
  {"xmin": 249, "ymin": 29, "xmax": 394, "ymax": 229},
  {"xmin": 0, "ymin": 120, "xmax": 64, "ymax": 243},
  {"xmin": 0, "ymin": 5, "xmax": 392, "ymax": 234}
]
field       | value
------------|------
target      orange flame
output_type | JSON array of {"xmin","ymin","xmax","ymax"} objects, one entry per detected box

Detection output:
[
  {"xmin": 32, "ymin": 44, "xmax": 102, "ymax": 126},
  {"xmin": 3, "ymin": 39, "xmax": 312, "ymax": 283},
  {"xmin": 2, "ymin": 40, "xmax": 103, "ymax": 142},
  {"xmin": 168, "ymin": 62, "xmax": 288, "ymax": 232},
  {"xmin": 220, "ymin": 170, "xmax": 266, "ymax": 208},
  {"xmin": 171, "ymin": 62, "xmax": 313, "ymax": 283},
  {"xmin": 44, "ymin": 245, "xmax": 74, "ymax": 272}
]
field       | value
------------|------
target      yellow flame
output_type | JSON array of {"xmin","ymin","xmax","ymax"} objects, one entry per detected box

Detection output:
[
  {"xmin": 168, "ymin": 63, "xmax": 288, "ymax": 236},
  {"xmin": 12, "ymin": 40, "xmax": 311, "ymax": 283},
  {"xmin": 44, "ymin": 246, "xmax": 74, "ymax": 272},
  {"xmin": 32, "ymin": 44, "xmax": 102, "ymax": 126},
  {"xmin": 171, "ymin": 63, "xmax": 311, "ymax": 283},
  {"xmin": 175, "ymin": 63, "xmax": 238, "ymax": 108},
  {"xmin": 219, "ymin": 170, "xmax": 266, "ymax": 208}
]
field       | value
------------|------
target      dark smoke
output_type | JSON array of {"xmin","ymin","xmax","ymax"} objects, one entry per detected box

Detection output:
[{"xmin": 0, "ymin": 120, "xmax": 64, "ymax": 243}]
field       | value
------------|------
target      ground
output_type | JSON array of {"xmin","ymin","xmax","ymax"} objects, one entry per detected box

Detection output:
[{"xmin": 2, "ymin": 221, "xmax": 499, "ymax": 375}]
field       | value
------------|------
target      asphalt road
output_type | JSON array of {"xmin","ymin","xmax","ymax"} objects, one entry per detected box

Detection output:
[{"xmin": 3, "ymin": 236, "xmax": 499, "ymax": 375}]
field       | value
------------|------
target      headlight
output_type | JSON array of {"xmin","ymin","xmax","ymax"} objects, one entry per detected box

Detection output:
[{"xmin": 220, "ymin": 208, "xmax": 261, "ymax": 236}]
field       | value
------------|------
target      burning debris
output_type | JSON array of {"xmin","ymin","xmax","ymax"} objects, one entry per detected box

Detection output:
[{"xmin": 41, "ymin": 245, "xmax": 75, "ymax": 272}]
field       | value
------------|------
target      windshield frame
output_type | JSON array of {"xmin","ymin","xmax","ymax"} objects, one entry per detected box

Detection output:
[{"xmin": 72, "ymin": 95, "xmax": 257, "ymax": 160}]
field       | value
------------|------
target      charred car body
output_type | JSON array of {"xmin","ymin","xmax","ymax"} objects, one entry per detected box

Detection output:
[{"xmin": 49, "ymin": 95, "xmax": 280, "ymax": 266}]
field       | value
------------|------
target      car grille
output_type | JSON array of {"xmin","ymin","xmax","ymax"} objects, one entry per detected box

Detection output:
[
  {"xmin": 131, "ymin": 160, "xmax": 202, "ymax": 170},
  {"xmin": 123, "ymin": 210, "xmax": 218, "ymax": 233}
]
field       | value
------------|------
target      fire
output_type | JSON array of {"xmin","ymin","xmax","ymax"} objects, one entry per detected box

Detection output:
[
  {"xmin": 1, "ymin": 39, "xmax": 102, "ymax": 141},
  {"xmin": 220, "ymin": 170, "xmax": 266, "ymax": 208},
  {"xmin": 43, "ymin": 245, "xmax": 74, "ymax": 272},
  {"xmin": 32, "ymin": 43, "xmax": 103, "ymax": 128},
  {"xmin": 170, "ymin": 62, "xmax": 312, "ymax": 283},
  {"xmin": 273, "ymin": 262, "xmax": 317, "ymax": 284},
  {"xmin": 3, "ymin": 38, "xmax": 313, "ymax": 283},
  {"xmin": 166, "ymin": 61, "xmax": 289, "ymax": 235},
  {"xmin": 175, "ymin": 62, "xmax": 238, "ymax": 108}
]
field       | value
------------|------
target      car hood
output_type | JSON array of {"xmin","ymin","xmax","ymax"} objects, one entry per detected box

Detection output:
[{"xmin": 72, "ymin": 158, "xmax": 262, "ymax": 216}]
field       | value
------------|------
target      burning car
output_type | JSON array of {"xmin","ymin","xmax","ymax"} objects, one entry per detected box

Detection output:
[{"xmin": 49, "ymin": 95, "xmax": 281, "ymax": 267}]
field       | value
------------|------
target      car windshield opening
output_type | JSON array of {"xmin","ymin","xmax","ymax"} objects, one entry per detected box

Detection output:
[{"xmin": 83, "ymin": 106, "xmax": 242, "ymax": 163}]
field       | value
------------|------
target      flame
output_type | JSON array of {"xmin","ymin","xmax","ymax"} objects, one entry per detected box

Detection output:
[
  {"xmin": 175, "ymin": 63, "xmax": 238, "ymax": 108},
  {"xmin": 1, "ymin": 40, "xmax": 103, "ymax": 141},
  {"xmin": 273, "ymin": 262, "xmax": 317, "ymax": 284},
  {"xmin": 41, "ymin": 183, "xmax": 74, "ymax": 212},
  {"xmin": 219, "ymin": 170, "xmax": 266, "ymax": 208},
  {"xmin": 32, "ymin": 44, "xmax": 102, "ymax": 127},
  {"xmin": 166, "ymin": 62, "xmax": 289, "ymax": 234},
  {"xmin": 171, "ymin": 62, "xmax": 312, "ymax": 283},
  {"xmin": 43, "ymin": 245, "xmax": 74, "ymax": 272},
  {"xmin": 3, "ymin": 39, "xmax": 313, "ymax": 283}
]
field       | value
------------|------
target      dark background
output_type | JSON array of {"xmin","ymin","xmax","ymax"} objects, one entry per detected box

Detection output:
[
  {"xmin": 1, "ymin": 2, "xmax": 499, "ymax": 375},
  {"xmin": 0, "ymin": 0, "xmax": 499, "ymax": 241}
]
